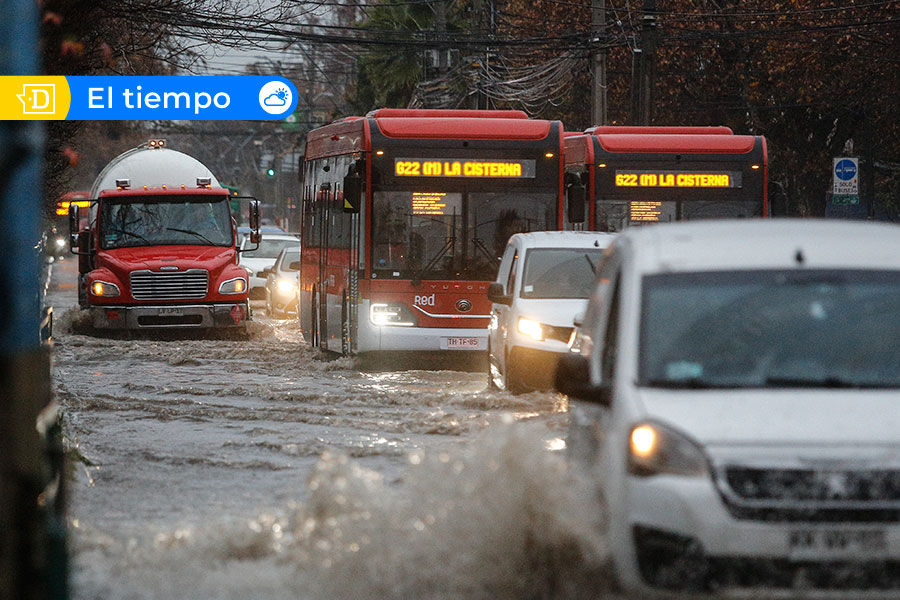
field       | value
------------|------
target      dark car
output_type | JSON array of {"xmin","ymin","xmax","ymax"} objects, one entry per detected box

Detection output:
[{"xmin": 264, "ymin": 247, "xmax": 300, "ymax": 318}]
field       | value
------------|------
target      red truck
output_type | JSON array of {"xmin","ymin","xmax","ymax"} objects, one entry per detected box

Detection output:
[{"xmin": 69, "ymin": 139, "xmax": 260, "ymax": 331}]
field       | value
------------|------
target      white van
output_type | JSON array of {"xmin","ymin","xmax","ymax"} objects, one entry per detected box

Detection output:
[
  {"xmin": 487, "ymin": 230, "xmax": 615, "ymax": 393},
  {"xmin": 556, "ymin": 219, "xmax": 900, "ymax": 597}
]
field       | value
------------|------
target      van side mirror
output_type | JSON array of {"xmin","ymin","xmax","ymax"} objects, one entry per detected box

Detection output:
[
  {"xmin": 486, "ymin": 282, "xmax": 511, "ymax": 305},
  {"xmin": 343, "ymin": 162, "xmax": 362, "ymax": 214},
  {"xmin": 566, "ymin": 172, "xmax": 586, "ymax": 224},
  {"xmin": 554, "ymin": 352, "xmax": 612, "ymax": 405},
  {"xmin": 249, "ymin": 199, "xmax": 262, "ymax": 244}
]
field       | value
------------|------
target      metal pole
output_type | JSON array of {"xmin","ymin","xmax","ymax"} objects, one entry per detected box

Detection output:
[
  {"xmin": 591, "ymin": 0, "xmax": 607, "ymax": 126},
  {"xmin": 0, "ymin": 0, "xmax": 65, "ymax": 598},
  {"xmin": 638, "ymin": 0, "xmax": 657, "ymax": 125}
]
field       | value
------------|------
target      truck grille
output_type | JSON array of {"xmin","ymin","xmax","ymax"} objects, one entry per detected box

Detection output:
[{"xmin": 130, "ymin": 269, "xmax": 209, "ymax": 300}]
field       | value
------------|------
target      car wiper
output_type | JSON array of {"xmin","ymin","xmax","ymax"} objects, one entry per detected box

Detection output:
[
  {"xmin": 585, "ymin": 253, "xmax": 598, "ymax": 275},
  {"xmin": 166, "ymin": 227, "xmax": 215, "ymax": 245},
  {"xmin": 644, "ymin": 378, "xmax": 744, "ymax": 389},
  {"xmin": 412, "ymin": 236, "xmax": 455, "ymax": 285},
  {"xmin": 764, "ymin": 376, "xmax": 889, "ymax": 389}
]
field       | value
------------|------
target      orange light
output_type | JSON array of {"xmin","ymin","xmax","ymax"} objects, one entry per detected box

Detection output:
[
  {"xmin": 235, "ymin": 279, "xmax": 245, "ymax": 293},
  {"xmin": 91, "ymin": 282, "xmax": 105, "ymax": 296},
  {"xmin": 376, "ymin": 150, "xmax": 384, "ymax": 155},
  {"xmin": 545, "ymin": 152, "xmax": 555, "ymax": 158},
  {"xmin": 631, "ymin": 425, "xmax": 656, "ymax": 458},
  {"xmin": 751, "ymin": 164, "xmax": 760, "ymax": 170},
  {"xmin": 598, "ymin": 163, "xmax": 607, "ymax": 168}
]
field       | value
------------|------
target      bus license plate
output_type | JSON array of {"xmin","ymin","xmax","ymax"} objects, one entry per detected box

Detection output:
[
  {"xmin": 159, "ymin": 307, "xmax": 184, "ymax": 317},
  {"xmin": 443, "ymin": 337, "xmax": 484, "ymax": 350},
  {"xmin": 788, "ymin": 528, "xmax": 887, "ymax": 558}
]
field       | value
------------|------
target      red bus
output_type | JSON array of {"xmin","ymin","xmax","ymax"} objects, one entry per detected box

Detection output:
[
  {"xmin": 300, "ymin": 108, "xmax": 566, "ymax": 356},
  {"xmin": 564, "ymin": 126, "xmax": 770, "ymax": 232}
]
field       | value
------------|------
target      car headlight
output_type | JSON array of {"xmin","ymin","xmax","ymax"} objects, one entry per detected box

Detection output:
[
  {"xmin": 54, "ymin": 237, "xmax": 66, "ymax": 248},
  {"xmin": 517, "ymin": 317, "xmax": 544, "ymax": 341},
  {"xmin": 219, "ymin": 277, "xmax": 247, "ymax": 295},
  {"xmin": 276, "ymin": 278, "xmax": 297, "ymax": 293},
  {"xmin": 370, "ymin": 303, "xmax": 416, "ymax": 327},
  {"xmin": 628, "ymin": 421, "xmax": 708, "ymax": 477},
  {"xmin": 90, "ymin": 280, "xmax": 120, "ymax": 297}
]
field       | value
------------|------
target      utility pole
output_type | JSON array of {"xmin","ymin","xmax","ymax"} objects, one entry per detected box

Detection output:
[
  {"xmin": 591, "ymin": 0, "xmax": 607, "ymax": 126},
  {"xmin": 435, "ymin": 0, "xmax": 448, "ymax": 77},
  {"xmin": 472, "ymin": 0, "xmax": 484, "ymax": 109},
  {"xmin": 631, "ymin": 0, "xmax": 658, "ymax": 125}
]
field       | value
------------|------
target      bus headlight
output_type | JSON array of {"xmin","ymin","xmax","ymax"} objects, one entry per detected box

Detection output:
[
  {"xmin": 90, "ymin": 280, "xmax": 120, "ymax": 297},
  {"xmin": 628, "ymin": 422, "xmax": 708, "ymax": 477},
  {"xmin": 219, "ymin": 277, "xmax": 247, "ymax": 295},
  {"xmin": 370, "ymin": 303, "xmax": 416, "ymax": 327},
  {"xmin": 517, "ymin": 317, "xmax": 544, "ymax": 341}
]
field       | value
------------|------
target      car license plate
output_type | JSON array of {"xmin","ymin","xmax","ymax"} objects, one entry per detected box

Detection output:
[
  {"xmin": 788, "ymin": 528, "xmax": 887, "ymax": 558},
  {"xmin": 443, "ymin": 337, "xmax": 483, "ymax": 350},
  {"xmin": 158, "ymin": 307, "xmax": 184, "ymax": 317}
]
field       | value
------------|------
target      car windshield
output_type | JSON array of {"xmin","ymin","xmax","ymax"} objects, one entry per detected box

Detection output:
[
  {"xmin": 372, "ymin": 190, "xmax": 555, "ymax": 281},
  {"xmin": 243, "ymin": 238, "xmax": 298, "ymax": 259},
  {"xmin": 640, "ymin": 270, "xmax": 900, "ymax": 389},
  {"xmin": 521, "ymin": 248, "xmax": 606, "ymax": 298},
  {"xmin": 99, "ymin": 196, "xmax": 233, "ymax": 249}
]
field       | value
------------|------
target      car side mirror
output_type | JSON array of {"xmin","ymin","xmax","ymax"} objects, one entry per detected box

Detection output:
[
  {"xmin": 68, "ymin": 204, "xmax": 80, "ymax": 252},
  {"xmin": 486, "ymin": 282, "xmax": 511, "ymax": 305},
  {"xmin": 248, "ymin": 200, "xmax": 262, "ymax": 244},
  {"xmin": 554, "ymin": 352, "xmax": 612, "ymax": 405},
  {"xmin": 288, "ymin": 261, "xmax": 301, "ymax": 270}
]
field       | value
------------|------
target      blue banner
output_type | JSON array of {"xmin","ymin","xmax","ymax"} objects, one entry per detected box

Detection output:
[{"xmin": 12, "ymin": 75, "xmax": 299, "ymax": 120}]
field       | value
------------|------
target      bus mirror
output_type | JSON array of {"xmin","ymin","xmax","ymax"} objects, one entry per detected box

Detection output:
[
  {"xmin": 68, "ymin": 204, "xmax": 80, "ymax": 252},
  {"xmin": 343, "ymin": 170, "xmax": 362, "ymax": 214},
  {"xmin": 566, "ymin": 173, "xmax": 586, "ymax": 224}
]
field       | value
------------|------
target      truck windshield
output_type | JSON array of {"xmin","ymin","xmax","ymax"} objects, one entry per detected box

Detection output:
[
  {"xmin": 372, "ymin": 190, "xmax": 555, "ymax": 281},
  {"xmin": 99, "ymin": 196, "xmax": 233, "ymax": 249},
  {"xmin": 521, "ymin": 248, "xmax": 607, "ymax": 299},
  {"xmin": 640, "ymin": 270, "xmax": 900, "ymax": 389}
]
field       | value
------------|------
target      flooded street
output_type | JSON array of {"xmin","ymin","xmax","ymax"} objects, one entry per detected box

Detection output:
[{"xmin": 47, "ymin": 258, "xmax": 611, "ymax": 599}]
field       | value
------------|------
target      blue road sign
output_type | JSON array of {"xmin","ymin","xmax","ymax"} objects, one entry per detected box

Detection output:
[{"xmin": 834, "ymin": 158, "xmax": 857, "ymax": 181}]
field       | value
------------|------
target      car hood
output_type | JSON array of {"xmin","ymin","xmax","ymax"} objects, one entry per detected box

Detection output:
[
  {"xmin": 514, "ymin": 297, "xmax": 588, "ymax": 328},
  {"xmin": 635, "ymin": 388, "xmax": 900, "ymax": 448},
  {"xmin": 240, "ymin": 257, "xmax": 278, "ymax": 271}
]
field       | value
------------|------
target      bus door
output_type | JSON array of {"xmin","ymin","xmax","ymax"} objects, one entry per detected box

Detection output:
[{"xmin": 316, "ymin": 182, "xmax": 331, "ymax": 347}]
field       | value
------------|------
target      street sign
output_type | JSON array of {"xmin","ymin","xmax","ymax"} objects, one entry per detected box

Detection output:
[
  {"xmin": 831, "ymin": 194, "xmax": 859, "ymax": 205},
  {"xmin": 833, "ymin": 157, "xmax": 859, "ymax": 195}
]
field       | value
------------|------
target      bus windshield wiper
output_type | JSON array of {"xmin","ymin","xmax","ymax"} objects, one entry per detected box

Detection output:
[
  {"xmin": 166, "ymin": 227, "xmax": 215, "ymax": 245},
  {"xmin": 412, "ymin": 236, "xmax": 455, "ymax": 285},
  {"xmin": 585, "ymin": 253, "xmax": 598, "ymax": 275}
]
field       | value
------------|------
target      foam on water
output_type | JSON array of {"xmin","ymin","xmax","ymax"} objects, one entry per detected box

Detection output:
[{"xmin": 71, "ymin": 421, "xmax": 613, "ymax": 600}]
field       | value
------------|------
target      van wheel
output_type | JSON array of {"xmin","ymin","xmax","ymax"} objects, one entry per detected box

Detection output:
[
  {"xmin": 486, "ymin": 337, "xmax": 499, "ymax": 389},
  {"xmin": 504, "ymin": 355, "xmax": 530, "ymax": 395}
]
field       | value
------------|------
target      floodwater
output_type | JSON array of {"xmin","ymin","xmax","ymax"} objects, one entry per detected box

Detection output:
[{"xmin": 46, "ymin": 258, "xmax": 613, "ymax": 600}]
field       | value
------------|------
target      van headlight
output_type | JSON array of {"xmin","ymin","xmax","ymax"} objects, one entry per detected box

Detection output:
[
  {"xmin": 219, "ymin": 277, "xmax": 247, "ymax": 294},
  {"xmin": 517, "ymin": 317, "xmax": 544, "ymax": 341},
  {"xmin": 90, "ymin": 280, "xmax": 120, "ymax": 297},
  {"xmin": 628, "ymin": 421, "xmax": 708, "ymax": 477},
  {"xmin": 370, "ymin": 303, "xmax": 416, "ymax": 327}
]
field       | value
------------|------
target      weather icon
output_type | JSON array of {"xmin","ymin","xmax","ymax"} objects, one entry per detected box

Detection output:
[{"xmin": 258, "ymin": 81, "xmax": 293, "ymax": 115}]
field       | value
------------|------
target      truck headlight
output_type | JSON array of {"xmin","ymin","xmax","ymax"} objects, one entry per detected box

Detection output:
[
  {"xmin": 628, "ymin": 421, "xmax": 708, "ymax": 477},
  {"xmin": 90, "ymin": 281, "xmax": 120, "ymax": 297},
  {"xmin": 517, "ymin": 317, "xmax": 544, "ymax": 341},
  {"xmin": 219, "ymin": 277, "xmax": 247, "ymax": 295},
  {"xmin": 276, "ymin": 278, "xmax": 297, "ymax": 293},
  {"xmin": 370, "ymin": 303, "xmax": 415, "ymax": 327}
]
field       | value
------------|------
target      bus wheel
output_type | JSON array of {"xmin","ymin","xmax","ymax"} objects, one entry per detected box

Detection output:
[{"xmin": 340, "ymin": 292, "xmax": 352, "ymax": 356}]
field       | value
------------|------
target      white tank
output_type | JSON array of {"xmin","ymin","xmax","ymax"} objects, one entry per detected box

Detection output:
[{"xmin": 90, "ymin": 143, "xmax": 220, "ymax": 198}]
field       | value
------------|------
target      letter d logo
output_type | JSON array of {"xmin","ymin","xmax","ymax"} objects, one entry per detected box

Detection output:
[{"xmin": 17, "ymin": 84, "xmax": 56, "ymax": 114}]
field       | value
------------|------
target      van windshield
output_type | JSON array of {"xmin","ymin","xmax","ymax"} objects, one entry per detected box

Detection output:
[
  {"xmin": 99, "ymin": 196, "xmax": 232, "ymax": 249},
  {"xmin": 640, "ymin": 270, "xmax": 900, "ymax": 389},
  {"xmin": 521, "ymin": 248, "xmax": 607, "ymax": 298}
]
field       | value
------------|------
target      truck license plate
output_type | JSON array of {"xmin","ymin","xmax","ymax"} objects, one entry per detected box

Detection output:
[
  {"xmin": 788, "ymin": 528, "xmax": 886, "ymax": 558},
  {"xmin": 158, "ymin": 307, "xmax": 184, "ymax": 317},
  {"xmin": 444, "ymin": 337, "xmax": 483, "ymax": 350}
]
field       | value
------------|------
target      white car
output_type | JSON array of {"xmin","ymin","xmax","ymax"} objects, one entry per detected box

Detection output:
[
  {"xmin": 556, "ymin": 219, "xmax": 900, "ymax": 598},
  {"xmin": 487, "ymin": 230, "xmax": 615, "ymax": 393},
  {"xmin": 239, "ymin": 233, "xmax": 299, "ymax": 300}
]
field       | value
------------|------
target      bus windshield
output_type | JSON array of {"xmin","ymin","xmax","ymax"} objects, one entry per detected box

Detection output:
[
  {"xmin": 372, "ymin": 190, "xmax": 555, "ymax": 281},
  {"xmin": 99, "ymin": 196, "xmax": 233, "ymax": 249},
  {"xmin": 596, "ymin": 198, "xmax": 763, "ymax": 232}
]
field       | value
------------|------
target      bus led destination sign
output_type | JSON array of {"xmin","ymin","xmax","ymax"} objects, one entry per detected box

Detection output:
[
  {"xmin": 615, "ymin": 170, "xmax": 741, "ymax": 188},
  {"xmin": 395, "ymin": 158, "xmax": 536, "ymax": 178}
]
